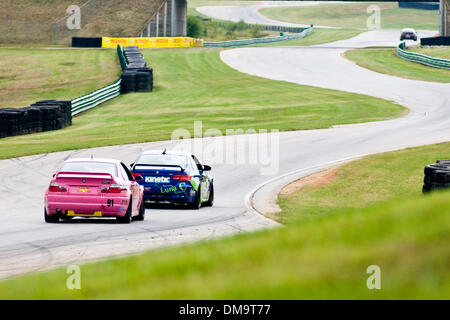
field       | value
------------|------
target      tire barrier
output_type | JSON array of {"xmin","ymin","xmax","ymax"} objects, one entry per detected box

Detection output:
[
  {"xmin": 398, "ymin": 2, "xmax": 439, "ymax": 10},
  {"xmin": 72, "ymin": 37, "xmax": 103, "ymax": 48},
  {"xmin": 204, "ymin": 26, "xmax": 313, "ymax": 48},
  {"xmin": 0, "ymin": 100, "xmax": 72, "ymax": 138},
  {"xmin": 421, "ymin": 36, "xmax": 450, "ymax": 46},
  {"xmin": 423, "ymin": 160, "xmax": 450, "ymax": 193},
  {"xmin": 0, "ymin": 41, "xmax": 135, "ymax": 139},
  {"xmin": 397, "ymin": 42, "xmax": 450, "ymax": 70},
  {"xmin": 119, "ymin": 45, "xmax": 153, "ymax": 94}
]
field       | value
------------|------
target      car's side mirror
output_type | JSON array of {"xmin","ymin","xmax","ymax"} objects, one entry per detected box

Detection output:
[
  {"xmin": 203, "ymin": 165, "xmax": 211, "ymax": 171},
  {"xmin": 197, "ymin": 164, "xmax": 203, "ymax": 171},
  {"xmin": 133, "ymin": 174, "xmax": 143, "ymax": 181}
]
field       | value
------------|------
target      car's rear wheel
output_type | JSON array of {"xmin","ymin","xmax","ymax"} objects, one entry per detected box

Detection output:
[
  {"xmin": 44, "ymin": 208, "xmax": 59, "ymax": 223},
  {"xmin": 133, "ymin": 199, "xmax": 145, "ymax": 221},
  {"xmin": 117, "ymin": 199, "xmax": 132, "ymax": 224},
  {"xmin": 188, "ymin": 188, "xmax": 201, "ymax": 210},
  {"xmin": 204, "ymin": 183, "xmax": 214, "ymax": 207}
]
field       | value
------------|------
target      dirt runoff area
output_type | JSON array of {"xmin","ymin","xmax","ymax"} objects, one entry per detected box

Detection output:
[{"xmin": 280, "ymin": 168, "xmax": 339, "ymax": 195}]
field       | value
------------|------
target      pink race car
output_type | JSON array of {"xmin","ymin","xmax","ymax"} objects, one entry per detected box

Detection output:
[{"xmin": 44, "ymin": 158, "xmax": 145, "ymax": 223}]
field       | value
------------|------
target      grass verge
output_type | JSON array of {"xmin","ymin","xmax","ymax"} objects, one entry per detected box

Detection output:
[
  {"xmin": 278, "ymin": 142, "xmax": 450, "ymax": 223},
  {"xmin": 411, "ymin": 47, "xmax": 450, "ymax": 60},
  {"xmin": 1, "ymin": 143, "xmax": 449, "ymax": 299},
  {"xmin": 0, "ymin": 48, "xmax": 404, "ymax": 159},
  {"xmin": 0, "ymin": 48, "xmax": 121, "ymax": 108},
  {"xmin": 260, "ymin": 2, "xmax": 439, "ymax": 30},
  {"xmin": 345, "ymin": 47, "xmax": 450, "ymax": 83}
]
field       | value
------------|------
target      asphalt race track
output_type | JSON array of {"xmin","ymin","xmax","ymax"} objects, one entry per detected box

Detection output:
[
  {"xmin": 196, "ymin": 1, "xmax": 340, "ymax": 28},
  {"xmin": 0, "ymin": 5, "xmax": 448, "ymax": 279}
]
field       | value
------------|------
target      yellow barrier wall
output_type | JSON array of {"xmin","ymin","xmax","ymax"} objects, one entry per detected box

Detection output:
[{"xmin": 102, "ymin": 37, "xmax": 204, "ymax": 48}]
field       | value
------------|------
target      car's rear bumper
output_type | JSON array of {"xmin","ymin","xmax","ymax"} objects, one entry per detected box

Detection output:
[
  {"xmin": 45, "ymin": 194, "xmax": 130, "ymax": 217},
  {"xmin": 143, "ymin": 190, "xmax": 196, "ymax": 204}
]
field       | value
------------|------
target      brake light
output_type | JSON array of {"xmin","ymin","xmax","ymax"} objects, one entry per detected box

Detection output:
[
  {"xmin": 173, "ymin": 174, "xmax": 191, "ymax": 182},
  {"xmin": 133, "ymin": 173, "xmax": 143, "ymax": 179},
  {"xmin": 101, "ymin": 184, "xmax": 122, "ymax": 193},
  {"xmin": 49, "ymin": 182, "xmax": 66, "ymax": 192}
]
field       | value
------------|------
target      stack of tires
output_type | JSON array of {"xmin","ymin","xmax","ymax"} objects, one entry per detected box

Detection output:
[
  {"xmin": 121, "ymin": 46, "xmax": 153, "ymax": 94},
  {"xmin": 31, "ymin": 100, "xmax": 72, "ymax": 130},
  {"xmin": 2, "ymin": 109, "xmax": 24, "ymax": 137},
  {"xmin": 20, "ymin": 107, "xmax": 42, "ymax": 134},
  {"xmin": 0, "ymin": 100, "xmax": 72, "ymax": 139},
  {"xmin": 121, "ymin": 70, "xmax": 136, "ymax": 94},
  {"xmin": 423, "ymin": 160, "xmax": 450, "ymax": 193},
  {"xmin": 0, "ymin": 110, "xmax": 7, "ymax": 138},
  {"xmin": 72, "ymin": 37, "xmax": 103, "ymax": 48}
]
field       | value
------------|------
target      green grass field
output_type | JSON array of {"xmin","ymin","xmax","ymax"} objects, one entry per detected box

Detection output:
[
  {"xmin": 1, "ymin": 143, "xmax": 449, "ymax": 299},
  {"xmin": 278, "ymin": 142, "xmax": 450, "ymax": 224},
  {"xmin": 260, "ymin": 28, "xmax": 364, "ymax": 47},
  {"xmin": 0, "ymin": 48, "xmax": 121, "ymax": 108},
  {"xmin": 0, "ymin": 48, "xmax": 404, "ymax": 160},
  {"xmin": 411, "ymin": 47, "xmax": 450, "ymax": 60},
  {"xmin": 345, "ymin": 48, "xmax": 450, "ymax": 83},
  {"xmin": 261, "ymin": 2, "xmax": 439, "ymax": 30}
]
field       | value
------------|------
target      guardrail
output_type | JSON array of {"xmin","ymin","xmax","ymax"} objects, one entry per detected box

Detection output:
[
  {"xmin": 117, "ymin": 44, "xmax": 128, "ymax": 71},
  {"xmin": 204, "ymin": 26, "xmax": 313, "ymax": 48},
  {"xmin": 71, "ymin": 78, "xmax": 122, "ymax": 116},
  {"xmin": 70, "ymin": 45, "xmax": 128, "ymax": 116},
  {"xmin": 256, "ymin": 24, "xmax": 306, "ymax": 33},
  {"xmin": 72, "ymin": 43, "xmax": 156, "ymax": 116},
  {"xmin": 397, "ymin": 42, "xmax": 450, "ymax": 70},
  {"xmin": 210, "ymin": 21, "xmax": 307, "ymax": 34}
]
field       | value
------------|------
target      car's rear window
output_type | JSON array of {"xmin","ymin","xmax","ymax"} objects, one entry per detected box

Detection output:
[
  {"xmin": 137, "ymin": 154, "xmax": 187, "ymax": 168},
  {"xmin": 60, "ymin": 161, "xmax": 117, "ymax": 176}
]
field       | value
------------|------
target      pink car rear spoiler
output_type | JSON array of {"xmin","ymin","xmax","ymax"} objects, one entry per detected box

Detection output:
[{"xmin": 56, "ymin": 172, "xmax": 114, "ymax": 179}]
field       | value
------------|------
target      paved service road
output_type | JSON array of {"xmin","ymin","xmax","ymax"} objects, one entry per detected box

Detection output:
[{"xmin": 0, "ymin": 10, "xmax": 447, "ymax": 279}]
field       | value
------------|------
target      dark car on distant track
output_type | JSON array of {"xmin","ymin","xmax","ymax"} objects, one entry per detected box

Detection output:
[{"xmin": 400, "ymin": 28, "xmax": 418, "ymax": 41}]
